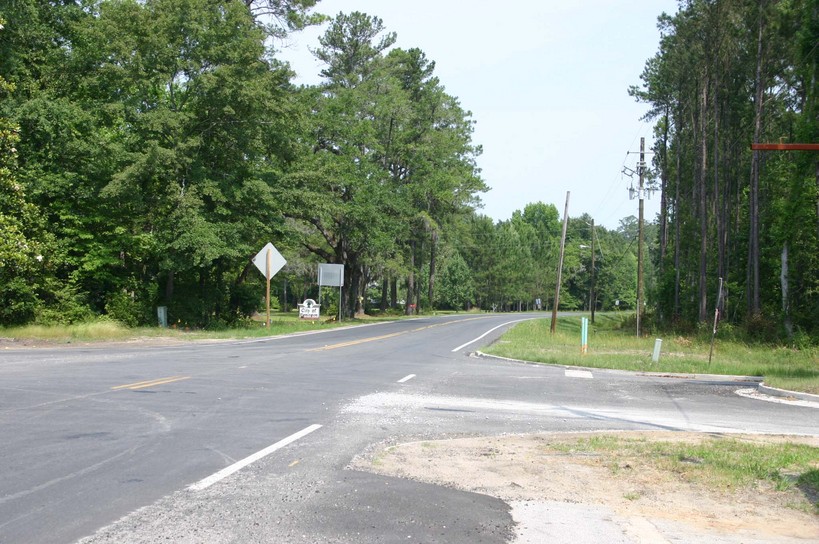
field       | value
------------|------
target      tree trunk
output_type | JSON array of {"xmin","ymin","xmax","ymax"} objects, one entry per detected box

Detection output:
[
  {"xmin": 390, "ymin": 277, "xmax": 397, "ymax": 308},
  {"xmin": 747, "ymin": 9, "xmax": 765, "ymax": 318},
  {"xmin": 659, "ymin": 107, "xmax": 670, "ymax": 268},
  {"xmin": 714, "ymin": 84, "xmax": 726, "ymax": 283},
  {"xmin": 781, "ymin": 243, "xmax": 792, "ymax": 338},
  {"xmin": 414, "ymin": 279, "xmax": 421, "ymax": 315},
  {"xmin": 343, "ymin": 262, "xmax": 355, "ymax": 319},
  {"xmin": 428, "ymin": 231, "xmax": 438, "ymax": 311},
  {"xmin": 674, "ymin": 127, "xmax": 682, "ymax": 319},
  {"xmin": 380, "ymin": 274, "xmax": 388, "ymax": 312},
  {"xmin": 355, "ymin": 266, "xmax": 366, "ymax": 316},
  {"xmin": 165, "ymin": 270, "xmax": 175, "ymax": 304},
  {"xmin": 405, "ymin": 241, "xmax": 415, "ymax": 315},
  {"xmin": 235, "ymin": 260, "xmax": 253, "ymax": 286},
  {"xmin": 698, "ymin": 75, "xmax": 709, "ymax": 323}
]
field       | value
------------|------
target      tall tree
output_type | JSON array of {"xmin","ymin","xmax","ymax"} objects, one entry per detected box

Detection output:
[{"xmin": 632, "ymin": 0, "xmax": 818, "ymax": 340}]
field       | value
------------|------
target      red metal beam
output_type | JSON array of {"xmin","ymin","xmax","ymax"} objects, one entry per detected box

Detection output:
[{"xmin": 751, "ymin": 143, "xmax": 819, "ymax": 151}]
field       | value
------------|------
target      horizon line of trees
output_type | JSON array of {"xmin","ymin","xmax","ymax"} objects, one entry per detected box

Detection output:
[
  {"xmin": 0, "ymin": 0, "xmax": 647, "ymax": 330},
  {"xmin": 1, "ymin": 0, "xmax": 816, "ymax": 345}
]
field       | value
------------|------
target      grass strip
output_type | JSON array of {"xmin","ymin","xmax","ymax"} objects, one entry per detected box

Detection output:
[
  {"xmin": 483, "ymin": 315, "xmax": 819, "ymax": 394},
  {"xmin": 547, "ymin": 434, "xmax": 819, "ymax": 513},
  {"xmin": 0, "ymin": 313, "xmax": 378, "ymax": 344}
]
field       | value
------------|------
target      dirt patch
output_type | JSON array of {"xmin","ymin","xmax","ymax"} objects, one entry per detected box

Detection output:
[{"xmin": 350, "ymin": 431, "xmax": 819, "ymax": 541}]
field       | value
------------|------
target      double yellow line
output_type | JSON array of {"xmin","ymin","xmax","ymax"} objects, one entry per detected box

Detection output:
[
  {"xmin": 307, "ymin": 316, "xmax": 491, "ymax": 352},
  {"xmin": 307, "ymin": 331, "xmax": 404, "ymax": 352},
  {"xmin": 111, "ymin": 375, "xmax": 191, "ymax": 391}
]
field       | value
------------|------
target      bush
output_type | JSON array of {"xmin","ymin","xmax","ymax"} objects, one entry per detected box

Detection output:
[
  {"xmin": 36, "ymin": 283, "xmax": 95, "ymax": 325},
  {"xmin": 790, "ymin": 328, "xmax": 816, "ymax": 350},
  {"xmin": 105, "ymin": 287, "xmax": 156, "ymax": 327},
  {"xmin": 744, "ymin": 313, "xmax": 779, "ymax": 344},
  {"xmin": 230, "ymin": 282, "xmax": 263, "ymax": 319},
  {"xmin": 0, "ymin": 276, "xmax": 39, "ymax": 326}
]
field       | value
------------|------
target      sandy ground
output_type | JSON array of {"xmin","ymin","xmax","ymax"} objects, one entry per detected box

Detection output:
[{"xmin": 350, "ymin": 431, "xmax": 819, "ymax": 543}]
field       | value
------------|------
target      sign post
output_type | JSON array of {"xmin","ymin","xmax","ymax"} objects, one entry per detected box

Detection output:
[
  {"xmin": 318, "ymin": 264, "xmax": 344, "ymax": 322},
  {"xmin": 252, "ymin": 243, "xmax": 287, "ymax": 327}
]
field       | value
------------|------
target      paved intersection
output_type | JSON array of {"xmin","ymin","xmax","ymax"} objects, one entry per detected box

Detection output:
[{"xmin": 0, "ymin": 314, "xmax": 815, "ymax": 543}]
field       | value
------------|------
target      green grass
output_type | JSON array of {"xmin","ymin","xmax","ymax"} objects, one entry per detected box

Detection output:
[
  {"xmin": 0, "ymin": 311, "xmax": 389, "ymax": 344},
  {"xmin": 549, "ymin": 434, "xmax": 819, "ymax": 512},
  {"xmin": 483, "ymin": 314, "xmax": 819, "ymax": 394}
]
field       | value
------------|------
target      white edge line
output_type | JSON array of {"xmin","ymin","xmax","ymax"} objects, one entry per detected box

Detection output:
[
  {"xmin": 189, "ymin": 424, "xmax": 322, "ymax": 491},
  {"xmin": 397, "ymin": 374, "xmax": 416, "ymax": 383},
  {"xmin": 451, "ymin": 319, "xmax": 534, "ymax": 352}
]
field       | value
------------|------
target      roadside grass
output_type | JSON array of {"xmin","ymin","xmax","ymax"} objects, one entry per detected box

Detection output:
[
  {"xmin": 0, "ymin": 312, "xmax": 388, "ymax": 344},
  {"xmin": 483, "ymin": 314, "xmax": 819, "ymax": 394},
  {"xmin": 548, "ymin": 434, "xmax": 819, "ymax": 513},
  {"xmin": 0, "ymin": 308, "xmax": 481, "ymax": 346}
]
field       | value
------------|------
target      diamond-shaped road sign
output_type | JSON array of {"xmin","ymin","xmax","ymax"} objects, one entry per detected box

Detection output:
[{"xmin": 252, "ymin": 242, "xmax": 287, "ymax": 280}]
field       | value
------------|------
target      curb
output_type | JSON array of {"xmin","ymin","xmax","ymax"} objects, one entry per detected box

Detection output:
[
  {"xmin": 473, "ymin": 350, "xmax": 766, "ymax": 385},
  {"xmin": 758, "ymin": 383, "xmax": 819, "ymax": 403}
]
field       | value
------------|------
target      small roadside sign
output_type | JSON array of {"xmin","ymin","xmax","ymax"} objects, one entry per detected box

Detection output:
[
  {"xmin": 252, "ymin": 242, "xmax": 287, "ymax": 327},
  {"xmin": 298, "ymin": 299, "xmax": 320, "ymax": 320},
  {"xmin": 252, "ymin": 243, "xmax": 286, "ymax": 280},
  {"xmin": 318, "ymin": 263, "xmax": 344, "ymax": 287}
]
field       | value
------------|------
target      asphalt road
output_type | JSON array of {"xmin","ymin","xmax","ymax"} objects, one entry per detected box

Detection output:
[{"xmin": 0, "ymin": 313, "xmax": 816, "ymax": 543}]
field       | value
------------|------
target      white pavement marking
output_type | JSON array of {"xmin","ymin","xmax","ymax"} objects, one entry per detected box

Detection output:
[
  {"xmin": 565, "ymin": 369, "xmax": 593, "ymax": 379},
  {"xmin": 189, "ymin": 424, "xmax": 322, "ymax": 491},
  {"xmin": 397, "ymin": 374, "xmax": 416, "ymax": 383},
  {"xmin": 451, "ymin": 319, "xmax": 534, "ymax": 352},
  {"xmin": 735, "ymin": 388, "xmax": 819, "ymax": 409}
]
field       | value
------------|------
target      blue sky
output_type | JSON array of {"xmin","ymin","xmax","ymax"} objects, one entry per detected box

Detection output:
[{"xmin": 276, "ymin": 1, "xmax": 680, "ymax": 229}]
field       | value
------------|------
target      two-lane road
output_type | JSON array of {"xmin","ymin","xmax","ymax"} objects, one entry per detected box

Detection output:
[
  {"xmin": 0, "ymin": 314, "xmax": 815, "ymax": 543},
  {"xmin": 0, "ymin": 314, "xmax": 528, "ymax": 543}
]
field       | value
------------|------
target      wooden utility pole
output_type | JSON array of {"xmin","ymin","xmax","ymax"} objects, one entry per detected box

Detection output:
[
  {"xmin": 265, "ymin": 247, "xmax": 272, "ymax": 327},
  {"xmin": 590, "ymin": 218, "xmax": 596, "ymax": 324},
  {"xmin": 708, "ymin": 277, "xmax": 724, "ymax": 365},
  {"xmin": 637, "ymin": 137, "xmax": 645, "ymax": 338},
  {"xmin": 550, "ymin": 191, "xmax": 570, "ymax": 334}
]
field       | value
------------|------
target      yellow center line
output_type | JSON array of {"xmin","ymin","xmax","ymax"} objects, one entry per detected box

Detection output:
[
  {"xmin": 307, "ymin": 315, "xmax": 495, "ymax": 352},
  {"xmin": 111, "ymin": 376, "xmax": 191, "ymax": 391},
  {"xmin": 307, "ymin": 332, "xmax": 405, "ymax": 352}
]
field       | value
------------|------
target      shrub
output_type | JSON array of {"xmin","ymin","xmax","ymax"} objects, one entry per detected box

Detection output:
[
  {"xmin": 0, "ymin": 276, "xmax": 39, "ymax": 326},
  {"xmin": 105, "ymin": 287, "xmax": 155, "ymax": 327},
  {"xmin": 36, "ymin": 284, "xmax": 95, "ymax": 325}
]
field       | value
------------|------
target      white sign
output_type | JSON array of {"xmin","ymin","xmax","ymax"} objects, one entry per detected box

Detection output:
[
  {"xmin": 252, "ymin": 243, "xmax": 286, "ymax": 280},
  {"xmin": 318, "ymin": 263, "xmax": 344, "ymax": 287},
  {"xmin": 298, "ymin": 299, "xmax": 321, "ymax": 320}
]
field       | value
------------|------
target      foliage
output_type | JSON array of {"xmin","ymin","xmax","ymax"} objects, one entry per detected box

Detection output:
[
  {"xmin": 2, "ymin": 0, "xmax": 302, "ymax": 327},
  {"xmin": 435, "ymin": 250, "xmax": 474, "ymax": 311},
  {"xmin": 631, "ymin": 0, "xmax": 819, "ymax": 341},
  {"xmin": 280, "ymin": 12, "xmax": 485, "ymax": 317},
  {"xmin": 0, "ymin": 17, "xmax": 49, "ymax": 325}
]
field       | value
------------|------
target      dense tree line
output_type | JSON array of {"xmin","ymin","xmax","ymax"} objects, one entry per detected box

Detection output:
[
  {"xmin": 1, "ymin": 0, "xmax": 490, "ymax": 325},
  {"xmin": 3, "ymin": 1, "xmax": 813, "ymax": 345},
  {"xmin": 631, "ymin": 0, "xmax": 817, "ymax": 341}
]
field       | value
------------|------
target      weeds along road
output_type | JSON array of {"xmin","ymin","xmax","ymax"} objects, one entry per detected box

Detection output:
[{"xmin": 0, "ymin": 313, "xmax": 816, "ymax": 543}]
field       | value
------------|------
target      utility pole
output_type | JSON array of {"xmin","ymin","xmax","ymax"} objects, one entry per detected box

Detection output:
[
  {"xmin": 551, "ymin": 191, "xmax": 570, "ymax": 334},
  {"xmin": 624, "ymin": 139, "xmax": 648, "ymax": 337},
  {"xmin": 590, "ymin": 218, "xmax": 596, "ymax": 324},
  {"xmin": 637, "ymin": 137, "xmax": 645, "ymax": 338}
]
